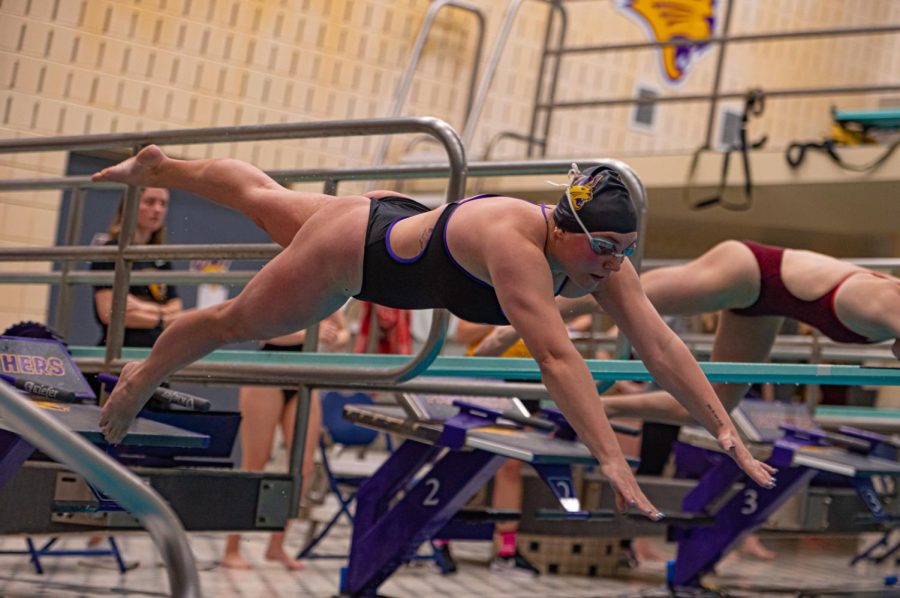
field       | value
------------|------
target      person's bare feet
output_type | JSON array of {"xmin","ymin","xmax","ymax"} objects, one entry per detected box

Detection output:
[
  {"xmin": 265, "ymin": 548, "xmax": 305, "ymax": 571},
  {"xmin": 99, "ymin": 361, "xmax": 156, "ymax": 444},
  {"xmin": 220, "ymin": 552, "xmax": 253, "ymax": 570},
  {"xmin": 91, "ymin": 145, "xmax": 166, "ymax": 186},
  {"xmin": 632, "ymin": 537, "xmax": 667, "ymax": 563},
  {"xmin": 739, "ymin": 534, "xmax": 775, "ymax": 560}
]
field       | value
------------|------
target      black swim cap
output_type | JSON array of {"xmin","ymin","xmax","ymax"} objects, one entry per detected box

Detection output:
[{"xmin": 552, "ymin": 164, "xmax": 637, "ymax": 234}]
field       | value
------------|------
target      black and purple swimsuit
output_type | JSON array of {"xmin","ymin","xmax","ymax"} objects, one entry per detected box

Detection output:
[{"xmin": 354, "ymin": 194, "xmax": 564, "ymax": 325}]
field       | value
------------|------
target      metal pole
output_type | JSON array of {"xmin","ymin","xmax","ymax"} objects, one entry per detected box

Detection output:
[
  {"xmin": 288, "ymin": 383, "xmax": 313, "ymax": 520},
  {"xmin": 53, "ymin": 185, "xmax": 87, "ymax": 338},
  {"xmin": 103, "ymin": 152, "xmax": 142, "ymax": 376},
  {"xmin": 0, "ymin": 244, "xmax": 281, "ymax": 262},
  {"xmin": 703, "ymin": 0, "xmax": 734, "ymax": 148},
  {"xmin": 461, "ymin": 0, "xmax": 524, "ymax": 148},
  {"xmin": 538, "ymin": 84, "xmax": 900, "ymax": 111},
  {"xmin": 0, "ymin": 117, "xmax": 469, "ymax": 160},
  {"xmin": 527, "ymin": 2, "xmax": 559, "ymax": 157},
  {"xmin": 552, "ymin": 24, "xmax": 900, "ymax": 55},
  {"xmin": 537, "ymin": 1, "xmax": 567, "ymax": 158},
  {"xmin": 370, "ymin": 0, "xmax": 485, "ymax": 175}
]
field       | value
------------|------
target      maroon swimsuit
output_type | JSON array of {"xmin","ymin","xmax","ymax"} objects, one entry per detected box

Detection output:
[{"xmin": 731, "ymin": 240, "xmax": 879, "ymax": 344}]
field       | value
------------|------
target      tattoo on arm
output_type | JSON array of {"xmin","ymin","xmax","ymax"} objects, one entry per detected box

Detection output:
[{"xmin": 705, "ymin": 403, "xmax": 724, "ymax": 427}]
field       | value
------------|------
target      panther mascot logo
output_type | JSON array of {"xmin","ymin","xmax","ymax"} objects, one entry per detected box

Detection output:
[{"xmin": 620, "ymin": 0, "xmax": 716, "ymax": 84}]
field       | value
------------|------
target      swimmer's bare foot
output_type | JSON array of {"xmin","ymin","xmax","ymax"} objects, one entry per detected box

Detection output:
[
  {"xmin": 220, "ymin": 552, "xmax": 253, "ymax": 570},
  {"xmin": 99, "ymin": 361, "xmax": 155, "ymax": 444},
  {"xmin": 632, "ymin": 537, "xmax": 667, "ymax": 563},
  {"xmin": 264, "ymin": 547, "xmax": 305, "ymax": 571},
  {"xmin": 91, "ymin": 145, "xmax": 166, "ymax": 186},
  {"xmin": 739, "ymin": 535, "xmax": 775, "ymax": 560}
]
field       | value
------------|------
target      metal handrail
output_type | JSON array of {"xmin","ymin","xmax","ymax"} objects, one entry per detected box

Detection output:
[
  {"xmin": 370, "ymin": 0, "xmax": 485, "ymax": 173},
  {"xmin": 551, "ymin": 24, "xmax": 900, "ymax": 55},
  {"xmin": 526, "ymin": 0, "xmax": 567, "ymax": 158},
  {"xmin": 0, "ymin": 117, "xmax": 464, "ymax": 156},
  {"xmin": 68, "ymin": 349, "xmax": 900, "ymax": 390},
  {"xmin": 0, "ymin": 116, "xmax": 467, "ymax": 383},
  {"xmin": 4, "ymin": 255, "xmax": 896, "ymax": 287},
  {"xmin": 569, "ymin": 332, "xmax": 896, "ymax": 364},
  {"xmin": 703, "ymin": 0, "xmax": 735, "ymax": 149},
  {"xmin": 0, "ymin": 380, "xmax": 201, "ymax": 598},
  {"xmin": 0, "ymin": 271, "xmax": 262, "ymax": 285},
  {"xmin": 461, "ymin": 0, "xmax": 566, "ymax": 149},
  {"xmin": 537, "ymin": 84, "xmax": 900, "ymax": 111},
  {"xmin": 0, "ymin": 244, "xmax": 280, "ymax": 262},
  {"xmin": 643, "ymin": 257, "xmax": 900, "ymax": 271}
]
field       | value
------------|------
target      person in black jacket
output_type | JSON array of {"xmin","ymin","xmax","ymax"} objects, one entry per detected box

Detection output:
[{"xmin": 90, "ymin": 186, "xmax": 182, "ymax": 347}]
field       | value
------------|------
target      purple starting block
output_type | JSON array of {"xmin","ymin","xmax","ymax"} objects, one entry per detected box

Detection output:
[
  {"xmin": 339, "ymin": 398, "xmax": 627, "ymax": 597},
  {"xmin": 670, "ymin": 399, "xmax": 900, "ymax": 590}
]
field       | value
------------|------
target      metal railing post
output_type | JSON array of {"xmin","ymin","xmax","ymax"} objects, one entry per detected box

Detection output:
[
  {"xmin": 53, "ymin": 184, "xmax": 87, "ymax": 338},
  {"xmin": 103, "ymin": 148, "xmax": 142, "ymax": 376},
  {"xmin": 529, "ymin": 1, "xmax": 567, "ymax": 158},
  {"xmin": 288, "ymin": 383, "xmax": 314, "ymax": 519},
  {"xmin": 703, "ymin": 0, "xmax": 735, "ymax": 149},
  {"xmin": 370, "ymin": 0, "xmax": 485, "ymax": 173},
  {"xmin": 462, "ymin": 0, "xmax": 523, "ymax": 149}
]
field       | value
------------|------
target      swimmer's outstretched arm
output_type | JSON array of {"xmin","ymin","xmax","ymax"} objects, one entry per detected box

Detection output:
[
  {"xmin": 489, "ymin": 242, "xmax": 663, "ymax": 519},
  {"xmin": 594, "ymin": 260, "xmax": 776, "ymax": 488}
]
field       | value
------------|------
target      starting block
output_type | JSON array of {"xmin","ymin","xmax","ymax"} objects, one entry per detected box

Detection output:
[
  {"xmin": 0, "ymin": 336, "xmax": 209, "ymax": 493},
  {"xmin": 671, "ymin": 399, "xmax": 900, "ymax": 590},
  {"xmin": 339, "ymin": 392, "xmax": 637, "ymax": 596},
  {"xmin": 0, "ymin": 334, "xmax": 212, "ymax": 573}
]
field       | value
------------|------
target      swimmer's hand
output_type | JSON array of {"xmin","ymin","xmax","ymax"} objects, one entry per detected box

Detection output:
[
  {"xmin": 719, "ymin": 429, "xmax": 778, "ymax": 489},
  {"xmin": 98, "ymin": 362, "xmax": 150, "ymax": 445},
  {"xmin": 600, "ymin": 457, "xmax": 664, "ymax": 521}
]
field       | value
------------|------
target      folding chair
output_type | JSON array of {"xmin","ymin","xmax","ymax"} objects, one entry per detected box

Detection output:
[{"xmin": 298, "ymin": 391, "xmax": 382, "ymax": 559}]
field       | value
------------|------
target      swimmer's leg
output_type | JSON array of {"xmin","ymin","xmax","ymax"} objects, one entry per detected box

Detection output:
[{"xmin": 92, "ymin": 145, "xmax": 335, "ymax": 246}]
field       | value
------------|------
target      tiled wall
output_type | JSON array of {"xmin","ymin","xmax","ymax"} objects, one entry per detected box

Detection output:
[{"xmin": 1, "ymin": 0, "xmax": 898, "ymax": 328}]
